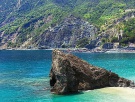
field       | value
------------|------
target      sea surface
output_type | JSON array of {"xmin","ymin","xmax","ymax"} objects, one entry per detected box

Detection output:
[{"xmin": 0, "ymin": 50, "xmax": 135, "ymax": 102}]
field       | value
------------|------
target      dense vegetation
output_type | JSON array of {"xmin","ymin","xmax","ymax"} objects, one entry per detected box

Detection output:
[
  {"xmin": 1, "ymin": 0, "xmax": 135, "ymax": 31},
  {"xmin": 76, "ymin": 38, "xmax": 89, "ymax": 48},
  {"xmin": 1, "ymin": 0, "xmax": 135, "ymax": 48},
  {"xmin": 119, "ymin": 18, "xmax": 135, "ymax": 45}
]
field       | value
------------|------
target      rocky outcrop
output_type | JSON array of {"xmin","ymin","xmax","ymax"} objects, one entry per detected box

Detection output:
[
  {"xmin": 36, "ymin": 15, "xmax": 97, "ymax": 48},
  {"xmin": 102, "ymin": 43, "xmax": 114, "ymax": 49},
  {"xmin": 50, "ymin": 50, "xmax": 134, "ymax": 94},
  {"xmin": 0, "ymin": 15, "xmax": 97, "ymax": 49}
]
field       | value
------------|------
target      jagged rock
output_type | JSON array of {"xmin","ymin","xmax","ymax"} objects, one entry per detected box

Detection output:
[
  {"xmin": 50, "ymin": 50, "xmax": 134, "ymax": 94},
  {"xmin": 37, "ymin": 15, "xmax": 97, "ymax": 48}
]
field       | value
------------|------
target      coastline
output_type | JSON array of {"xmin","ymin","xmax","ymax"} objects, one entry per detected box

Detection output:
[
  {"xmin": 97, "ymin": 87, "xmax": 135, "ymax": 100},
  {"xmin": 83, "ymin": 87, "xmax": 135, "ymax": 102},
  {"xmin": 1, "ymin": 48, "xmax": 135, "ymax": 53}
]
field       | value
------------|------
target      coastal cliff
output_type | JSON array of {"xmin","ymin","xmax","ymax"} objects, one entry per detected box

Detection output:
[{"xmin": 50, "ymin": 50, "xmax": 134, "ymax": 94}]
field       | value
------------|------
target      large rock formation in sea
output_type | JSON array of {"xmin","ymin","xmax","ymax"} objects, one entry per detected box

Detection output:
[{"xmin": 50, "ymin": 50, "xmax": 134, "ymax": 94}]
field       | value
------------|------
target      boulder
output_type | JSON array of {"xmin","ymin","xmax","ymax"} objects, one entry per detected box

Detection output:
[{"xmin": 50, "ymin": 50, "xmax": 134, "ymax": 94}]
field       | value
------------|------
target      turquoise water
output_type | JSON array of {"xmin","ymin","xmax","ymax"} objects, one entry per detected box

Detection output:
[{"xmin": 0, "ymin": 50, "xmax": 135, "ymax": 102}]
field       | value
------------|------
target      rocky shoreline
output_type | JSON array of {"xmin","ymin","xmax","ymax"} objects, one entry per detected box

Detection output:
[
  {"xmin": 50, "ymin": 50, "xmax": 135, "ymax": 94},
  {"xmin": 1, "ymin": 47, "xmax": 135, "ymax": 53}
]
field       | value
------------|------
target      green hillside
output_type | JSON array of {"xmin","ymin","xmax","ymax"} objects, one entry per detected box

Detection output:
[
  {"xmin": 116, "ymin": 18, "xmax": 135, "ymax": 46},
  {"xmin": 0, "ymin": 0, "xmax": 135, "ymax": 48}
]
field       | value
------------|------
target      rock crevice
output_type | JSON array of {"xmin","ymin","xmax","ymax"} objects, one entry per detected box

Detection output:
[{"xmin": 50, "ymin": 50, "xmax": 134, "ymax": 94}]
